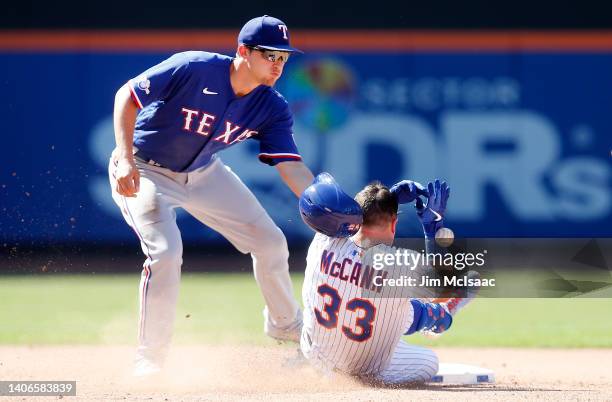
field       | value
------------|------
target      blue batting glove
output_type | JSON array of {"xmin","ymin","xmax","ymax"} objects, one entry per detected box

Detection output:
[
  {"xmin": 415, "ymin": 179, "xmax": 450, "ymax": 238},
  {"xmin": 390, "ymin": 180, "xmax": 429, "ymax": 204},
  {"xmin": 405, "ymin": 300, "xmax": 453, "ymax": 335}
]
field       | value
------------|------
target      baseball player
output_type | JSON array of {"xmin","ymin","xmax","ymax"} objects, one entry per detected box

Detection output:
[
  {"xmin": 109, "ymin": 15, "xmax": 314, "ymax": 376},
  {"xmin": 298, "ymin": 174, "xmax": 473, "ymax": 385}
]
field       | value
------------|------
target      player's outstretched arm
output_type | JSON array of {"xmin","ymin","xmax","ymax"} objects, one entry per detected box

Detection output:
[
  {"xmin": 275, "ymin": 161, "xmax": 315, "ymax": 197},
  {"xmin": 112, "ymin": 83, "xmax": 140, "ymax": 197}
]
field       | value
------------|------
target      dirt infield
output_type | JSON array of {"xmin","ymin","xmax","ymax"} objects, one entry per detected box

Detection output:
[{"xmin": 1, "ymin": 345, "xmax": 610, "ymax": 401}]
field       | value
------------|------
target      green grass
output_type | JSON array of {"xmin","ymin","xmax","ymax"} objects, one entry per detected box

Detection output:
[{"xmin": 1, "ymin": 273, "xmax": 611, "ymax": 347}]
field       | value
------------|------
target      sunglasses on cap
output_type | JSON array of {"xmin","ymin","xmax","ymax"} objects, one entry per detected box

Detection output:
[{"xmin": 246, "ymin": 46, "xmax": 291, "ymax": 63}]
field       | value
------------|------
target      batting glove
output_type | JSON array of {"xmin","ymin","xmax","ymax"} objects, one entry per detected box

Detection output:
[
  {"xmin": 405, "ymin": 300, "xmax": 453, "ymax": 335},
  {"xmin": 390, "ymin": 180, "xmax": 429, "ymax": 204},
  {"xmin": 415, "ymin": 179, "xmax": 450, "ymax": 238}
]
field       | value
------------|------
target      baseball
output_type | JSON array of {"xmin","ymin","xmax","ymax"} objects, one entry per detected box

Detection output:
[{"xmin": 435, "ymin": 227, "xmax": 455, "ymax": 247}]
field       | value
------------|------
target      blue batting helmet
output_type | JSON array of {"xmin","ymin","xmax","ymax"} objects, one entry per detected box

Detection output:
[{"xmin": 299, "ymin": 172, "xmax": 363, "ymax": 238}]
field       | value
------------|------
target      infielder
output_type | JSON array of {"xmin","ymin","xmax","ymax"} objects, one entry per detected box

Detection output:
[
  {"xmin": 109, "ymin": 15, "xmax": 314, "ymax": 376},
  {"xmin": 298, "ymin": 174, "xmax": 472, "ymax": 384}
]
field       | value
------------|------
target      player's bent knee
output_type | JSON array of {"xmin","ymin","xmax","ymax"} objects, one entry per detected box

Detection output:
[
  {"xmin": 254, "ymin": 224, "xmax": 289, "ymax": 256},
  {"xmin": 152, "ymin": 244, "xmax": 183, "ymax": 269},
  {"xmin": 269, "ymin": 226, "xmax": 288, "ymax": 250}
]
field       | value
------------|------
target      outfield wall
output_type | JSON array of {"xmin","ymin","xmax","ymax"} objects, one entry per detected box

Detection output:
[{"xmin": 1, "ymin": 31, "xmax": 611, "ymax": 245}]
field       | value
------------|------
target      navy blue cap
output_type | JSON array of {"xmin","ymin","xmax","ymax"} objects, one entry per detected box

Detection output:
[{"xmin": 238, "ymin": 15, "xmax": 303, "ymax": 53}]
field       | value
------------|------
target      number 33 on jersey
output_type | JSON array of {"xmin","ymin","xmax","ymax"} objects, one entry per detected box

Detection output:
[{"xmin": 302, "ymin": 234, "xmax": 416, "ymax": 374}]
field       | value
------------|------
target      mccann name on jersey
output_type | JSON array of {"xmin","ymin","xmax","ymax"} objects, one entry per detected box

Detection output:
[{"xmin": 319, "ymin": 249, "xmax": 389, "ymax": 294}]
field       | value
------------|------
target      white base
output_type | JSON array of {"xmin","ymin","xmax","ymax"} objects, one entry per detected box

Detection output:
[{"xmin": 429, "ymin": 363, "xmax": 495, "ymax": 384}]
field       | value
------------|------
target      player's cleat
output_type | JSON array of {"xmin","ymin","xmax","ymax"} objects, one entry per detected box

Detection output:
[
  {"xmin": 133, "ymin": 357, "xmax": 162, "ymax": 378},
  {"xmin": 264, "ymin": 307, "xmax": 303, "ymax": 343}
]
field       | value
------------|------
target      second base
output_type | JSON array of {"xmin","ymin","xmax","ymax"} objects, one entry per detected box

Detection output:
[{"xmin": 429, "ymin": 363, "xmax": 495, "ymax": 385}]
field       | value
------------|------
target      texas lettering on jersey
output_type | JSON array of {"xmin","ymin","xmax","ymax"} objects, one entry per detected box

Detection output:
[
  {"xmin": 127, "ymin": 51, "xmax": 301, "ymax": 172},
  {"xmin": 180, "ymin": 108, "xmax": 258, "ymax": 145}
]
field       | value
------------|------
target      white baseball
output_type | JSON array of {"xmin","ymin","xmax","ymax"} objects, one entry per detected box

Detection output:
[{"xmin": 435, "ymin": 227, "xmax": 455, "ymax": 247}]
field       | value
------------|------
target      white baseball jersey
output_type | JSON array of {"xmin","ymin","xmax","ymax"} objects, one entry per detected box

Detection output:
[{"xmin": 300, "ymin": 233, "xmax": 439, "ymax": 383}]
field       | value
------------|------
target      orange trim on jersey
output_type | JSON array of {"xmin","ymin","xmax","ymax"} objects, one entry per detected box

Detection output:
[{"xmin": 2, "ymin": 30, "xmax": 612, "ymax": 52}]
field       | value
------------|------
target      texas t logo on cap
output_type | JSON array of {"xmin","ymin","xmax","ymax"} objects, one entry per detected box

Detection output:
[
  {"xmin": 238, "ymin": 15, "xmax": 302, "ymax": 53},
  {"xmin": 278, "ymin": 24, "xmax": 288, "ymax": 39}
]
